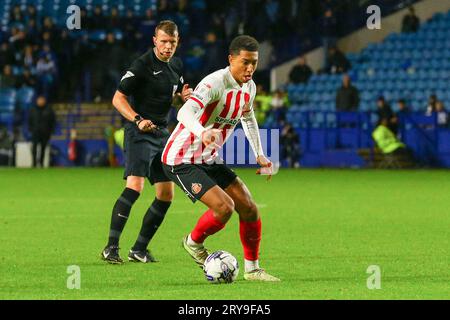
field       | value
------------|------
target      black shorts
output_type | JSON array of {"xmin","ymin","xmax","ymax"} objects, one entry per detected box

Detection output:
[
  {"xmin": 162, "ymin": 163, "xmax": 238, "ymax": 203},
  {"xmin": 123, "ymin": 123, "xmax": 171, "ymax": 185}
]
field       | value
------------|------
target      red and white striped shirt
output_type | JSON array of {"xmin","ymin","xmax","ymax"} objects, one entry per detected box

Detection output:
[{"xmin": 162, "ymin": 67, "xmax": 256, "ymax": 165}]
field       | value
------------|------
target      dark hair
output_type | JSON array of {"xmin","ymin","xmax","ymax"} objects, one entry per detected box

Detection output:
[
  {"xmin": 229, "ymin": 35, "xmax": 259, "ymax": 55},
  {"xmin": 155, "ymin": 20, "xmax": 178, "ymax": 37},
  {"xmin": 398, "ymin": 99, "xmax": 405, "ymax": 104}
]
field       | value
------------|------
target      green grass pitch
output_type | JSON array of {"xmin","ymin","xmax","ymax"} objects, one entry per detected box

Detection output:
[{"xmin": 0, "ymin": 168, "xmax": 449, "ymax": 300}]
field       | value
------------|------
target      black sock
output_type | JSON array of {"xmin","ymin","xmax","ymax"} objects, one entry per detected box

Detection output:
[
  {"xmin": 107, "ymin": 188, "xmax": 140, "ymax": 246},
  {"xmin": 132, "ymin": 198, "xmax": 171, "ymax": 251}
]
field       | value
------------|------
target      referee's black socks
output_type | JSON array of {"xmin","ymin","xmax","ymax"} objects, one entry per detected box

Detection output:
[
  {"xmin": 107, "ymin": 188, "xmax": 140, "ymax": 246},
  {"xmin": 132, "ymin": 198, "xmax": 171, "ymax": 252}
]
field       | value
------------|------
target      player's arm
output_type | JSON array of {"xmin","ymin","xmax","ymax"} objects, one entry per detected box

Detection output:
[
  {"xmin": 176, "ymin": 99, "xmax": 221, "ymax": 148},
  {"xmin": 241, "ymin": 109, "xmax": 265, "ymax": 161},
  {"xmin": 114, "ymin": 68, "xmax": 156, "ymax": 132},
  {"xmin": 241, "ymin": 108, "xmax": 273, "ymax": 179},
  {"xmin": 176, "ymin": 80, "xmax": 222, "ymax": 147}
]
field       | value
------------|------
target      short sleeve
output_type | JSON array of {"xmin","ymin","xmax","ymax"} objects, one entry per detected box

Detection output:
[
  {"xmin": 173, "ymin": 58, "xmax": 184, "ymax": 94},
  {"xmin": 117, "ymin": 60, "xmax": 144, "ymax": 96}
]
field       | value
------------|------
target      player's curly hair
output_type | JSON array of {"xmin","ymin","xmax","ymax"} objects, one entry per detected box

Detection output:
[
  {"xmin": 155, "ymin": 20, "xmax": 179, "ymax": 37},
  {"xmin": 229, "ymin": 35, "xmax": 259, "ymax": 55}
]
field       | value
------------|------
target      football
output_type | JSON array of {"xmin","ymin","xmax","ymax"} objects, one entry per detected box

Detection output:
[{"xmin": 203, "ymin": 250, "xmax": 239, "ymax": 284}]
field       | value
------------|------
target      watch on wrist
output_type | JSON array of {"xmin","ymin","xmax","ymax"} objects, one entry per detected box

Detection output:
[{"xmin": 134, "ymin": 115, "xmax": 143, "ymax": 126}]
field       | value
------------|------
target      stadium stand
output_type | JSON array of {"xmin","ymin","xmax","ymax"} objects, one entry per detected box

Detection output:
[
  {"xmin": 283, "ymin": 9, "xmax": 450, "ymax": 168},
  {"xmin": 0, "ymin": 0, "xmax": 448, "ymax": 168}
]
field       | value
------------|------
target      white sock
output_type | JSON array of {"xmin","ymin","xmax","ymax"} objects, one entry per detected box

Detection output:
[
  {"xmin": 244, "ymin": 259, "xmax": 260, "ymax": 273},
  {"xmin": 187, "ymin": 234, "xmax": 202, "ymax": 247}
]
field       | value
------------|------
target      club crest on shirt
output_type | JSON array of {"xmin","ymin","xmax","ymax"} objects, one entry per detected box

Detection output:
[{"xmin": 191, "ymin": 183, "xmax": 202, "ymax": 194}]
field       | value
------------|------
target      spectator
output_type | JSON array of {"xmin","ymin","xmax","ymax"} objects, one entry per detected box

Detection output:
[
  {"xmin": 269, "ymin": 89, "xmax": 289, "ymax": 124},
  {"xmin": 22, "ymin": 44, "xmax": 36, "ymax": 70},
  {"xmin": 435, "ymin": 101, "xmax": 448, "ymax": 127},
  {"xmin": 426, "ymin": 94, "xmax": 438, "ymax": 115},
  {"xmin": 41, "ymin": 17, "xmax": 57, "ymax": 35},
  {"xmin": 101, "ymin": 33, "xmax": 126, "ymax": 99},
  {"xmin": 10, "ymin": 5, "xmax": 24, "ymax": 25},
  {"xmin": 108, "ymin": 7, "xmax": 121, "ymax": 30},
  {"xmin": 401, "ymin": 6, "xmax": 420, "ymax": 33},
  {"xmin": 25, "ymin": 5, "xmax": 37, "ymax": 23},
  {"xmin": 325, "ymin": 46, "xmax": 351, "ymax": 74},
  {"xmin": 281, "ymin": 123, "xmax": 300, "ymax": 168},
  {"xmin": 88, "ymin": 6, "xmax": 106, "ymax": 30},
  {"xmin": 8, "ymin": 26, "xmax": 26, "ymax": 53},
  {"xmin": 36, "ymin": 54, "xmax": 57, "ymax": 99},
  {"xmin": 372, "ymin": 118, "xmax": 415, "ymax": 163},
  {"xmin": 376, "ymin": 96, "xmax": 396, "ymax": 130},
  {"xmin": 28, "ymin": 95, "xmax": 56, "ymax": 168},
  {"xmin": 138, "ymin": 9, "xmax": 157, "ymax": 39},
  {"xmin": 0, "ymin": 65, "xmax": 17, "ymax": 89},
  {"xmin": 321, "ymin": 7, "xmax": 338, "ymax": 55},
  {"xmin": 254, "ymin": 84, "xmax": 272, "ymax": 125},
  {"xmin": 289, "ymin": 56, "xmax": 313, "ymax": 84},
  {"xmin": 203, "ymin": 32, "xmax": 225, "ymax": 74},
  {"xmin": 335, "ymin": 74, "xmax": 359, "ymax": 111},
  {"xmin": 17, "ymin": 67, "xmax": 37, "ymax": 88},
  {"xmin": 396, "ymin": 99, "xmax": 411, "ymax": 115},
  {"xmin": 0, "ymin": 42, "xmax": 15, "ymax": 66},
  {"xmin": 392, "ymin": 99, "xmax": 411, "ymax": 135},
  {"xmin": 25, "ymin": 19, "xmax": 39, "ymax": 45}
]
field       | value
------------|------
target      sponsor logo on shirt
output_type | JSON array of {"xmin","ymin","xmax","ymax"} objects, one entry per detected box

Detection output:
[{"xmin": 214, "ymin": 116, "xmax": 239, "ymax": 126}]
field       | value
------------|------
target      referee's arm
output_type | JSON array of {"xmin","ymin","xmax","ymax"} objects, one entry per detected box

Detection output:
[
  {"xmin": 112, "ymin": 91, "xmax": 156, "ymax": 132},
  {"xmin": 112, "ymin": 91, "xmax": 138, "ymax": 123},
  {"xmin": 113, "ymin": 66, "xmax": 157, "ymax": 132}
]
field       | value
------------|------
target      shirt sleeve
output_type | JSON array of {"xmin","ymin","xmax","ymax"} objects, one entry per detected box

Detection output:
[
  {"xmin": 117, "ymin": 60, "xmax": 144, "ymax": 96},
  {"xmin": 241, "ymin": 82, "xmax": 264, "ymax": 157},
  {"xmin": 189, "ymin": 78, "xmax": 221, "ymax": 109},
  {"xmin": 175, "ymin": 59, "xmax": 184, "ymax": 94}
]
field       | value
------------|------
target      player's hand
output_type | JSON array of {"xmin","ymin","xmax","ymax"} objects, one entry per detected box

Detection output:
[
  {"xmin": 256, "ymin": 155, "xmax": 273, "ymax": 181},
  {"xmin": 137, "ymin": 119, "xmax": 158, "ymax": 132},
  {"xmin": 201, "ymin": 129, "xmax": 221, "ymax": 149},
  {"xmin": 181, "ymin": 84, "xmax": 193, "ymax": 102}
]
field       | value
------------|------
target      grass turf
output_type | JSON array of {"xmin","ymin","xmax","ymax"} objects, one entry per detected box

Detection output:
[{"xmin": 0, "ymin": 168, "xmax": 449, "ymax": 300}]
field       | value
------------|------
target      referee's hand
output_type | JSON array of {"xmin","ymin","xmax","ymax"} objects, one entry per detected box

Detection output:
[
  {"xmin": 181, "ymin": 84, "xmax": 193, "ymax": 102},
  {"xmin": 137, "ymin": 119, "xmax": 158, "ymax": 132}
]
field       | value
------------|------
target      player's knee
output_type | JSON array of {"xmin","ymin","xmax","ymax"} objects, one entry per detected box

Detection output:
[
  {"xmin": 216, "ymin": 198, "xmax": 235, "ymax": 217},
  {"xmin": 247, "ymin": 200, "xmax": 258, "ymax": 216}
]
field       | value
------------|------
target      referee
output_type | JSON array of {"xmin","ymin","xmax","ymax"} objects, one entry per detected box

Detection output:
[{"xmin": 101, "ymin": 20, "xmax": 192, "ymax": 264}]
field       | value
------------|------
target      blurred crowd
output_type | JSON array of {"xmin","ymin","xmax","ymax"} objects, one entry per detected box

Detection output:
[
  {"xmin": 0, "ymin": 0, "xmax": 372, "ymax": 103},
  {"xmin": 0, "ymin": 0, "xmax": 433, "ymax": 168}
]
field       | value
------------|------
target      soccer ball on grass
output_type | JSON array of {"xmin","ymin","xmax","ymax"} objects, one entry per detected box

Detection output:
[{"xmin": 203, "ymin": 250, "xmax": 239, "ymax": 284}]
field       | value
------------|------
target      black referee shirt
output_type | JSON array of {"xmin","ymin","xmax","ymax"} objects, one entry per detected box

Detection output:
[{"xmin": 117, "ymin": 49, "xmax": 184, "ymax": 128}]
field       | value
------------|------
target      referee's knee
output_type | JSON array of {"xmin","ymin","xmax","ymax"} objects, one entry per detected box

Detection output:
[
  {"xmin": 156, "ymin": 190, "xmax": 174, "ymax": 202},
  {"xmin": 126, "ymin": 177, "xmax": 145, "ymax": 193}
]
